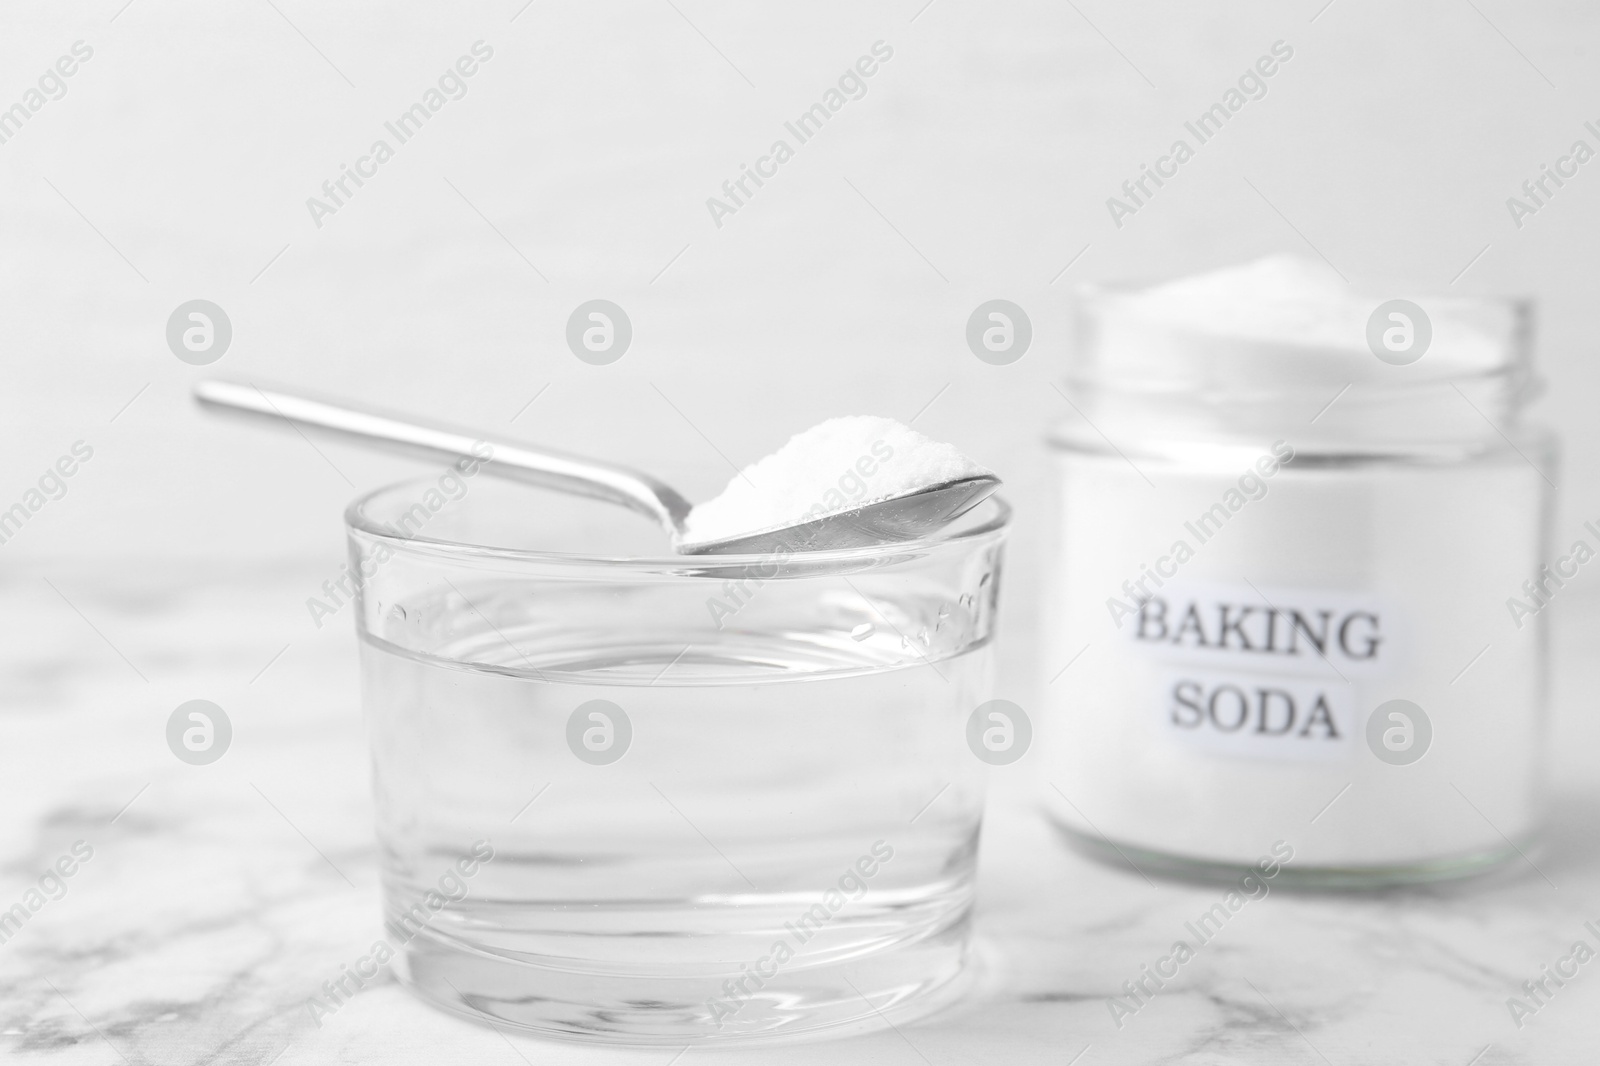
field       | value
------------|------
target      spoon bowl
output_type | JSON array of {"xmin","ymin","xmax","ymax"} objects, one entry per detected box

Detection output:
[{"xmin": 678, "ymin": 474, "xmax": 1000, "ymax": 555}]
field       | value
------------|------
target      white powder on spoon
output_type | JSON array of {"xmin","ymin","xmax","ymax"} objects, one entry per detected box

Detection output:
[{"xmin": 679, "ymin": 416, "xmax": 990, "ymax": 549}]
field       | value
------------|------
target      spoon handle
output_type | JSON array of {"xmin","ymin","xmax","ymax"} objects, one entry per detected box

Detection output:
[{"xmin": 192, "ymin": 379, "xmax": 691, "ymax": 532}]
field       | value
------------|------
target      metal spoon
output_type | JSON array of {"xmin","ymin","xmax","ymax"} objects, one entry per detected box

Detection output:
[{"xmin": 192, "ymin": 380, "xmax": 1000, "ymax": 555}]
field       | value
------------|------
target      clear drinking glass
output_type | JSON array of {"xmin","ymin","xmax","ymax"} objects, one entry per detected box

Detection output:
[{"xmin": 345, "ymin": 478, "xmax": 1010, "ymax": 1043}]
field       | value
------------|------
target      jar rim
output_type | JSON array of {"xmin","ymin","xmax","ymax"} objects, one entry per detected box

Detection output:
[
  {"xmin": 1075, "ymin": 278, "xmax": 1534, "ymax": 313},
  {"xmin": 1066, "ymin": 281, "xmax": 1536, "ymax": 402},
  {"xmin": 1055, "ymin": 358, "xmax": 1534, "ymax": 398}
]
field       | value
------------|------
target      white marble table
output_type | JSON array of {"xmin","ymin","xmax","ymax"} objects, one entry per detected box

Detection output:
[{"xmin": 2, "ymin": 561, "xmax": 1597, "ymax": 1065}]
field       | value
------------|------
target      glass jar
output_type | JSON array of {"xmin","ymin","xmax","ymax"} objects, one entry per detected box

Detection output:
[
  {"xmin": 345, "ymin": 477, "xmax": 1010, "ymax": 1043},
  {"xmin": 1039, "ymin": 266, "xmax": 1554, "ymax": 887}
]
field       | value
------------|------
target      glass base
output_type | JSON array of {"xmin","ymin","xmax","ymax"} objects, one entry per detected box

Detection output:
[
  {"xmin": 395, "ymin": 919, "xmax": 974, "ymax": 1046},
  {"xmin": 1049, "ymin": 818, "xmax": 1531, "ymax": 890}
]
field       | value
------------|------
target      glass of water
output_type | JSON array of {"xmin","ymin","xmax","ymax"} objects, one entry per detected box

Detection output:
[{"xmin": 345, "ymin": 477, "xmax": 1011, "ymax": 1044}]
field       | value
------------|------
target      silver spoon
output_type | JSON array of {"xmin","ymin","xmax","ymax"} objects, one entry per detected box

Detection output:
[{"xmin": 192, "ymin": 380, "xmax": 1000, "ymax": 555}]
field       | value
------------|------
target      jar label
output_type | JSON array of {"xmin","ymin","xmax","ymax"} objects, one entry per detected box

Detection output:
[
  {"xmin": 1124, "ymin": 584, "xmax": 1393, "ymax": 763},
  {"xmin": 1126, "ymin": 585, "xmax": 1388, "ymax": 675},
  {"xmin": 1157, "ymin": 664, "xmax": 1354, "ymax": 762}
]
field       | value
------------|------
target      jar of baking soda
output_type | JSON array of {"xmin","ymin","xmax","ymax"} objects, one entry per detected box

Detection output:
[{"xmin": 1039, "ymin": 256, "xmax": 1554, "ymax": 887}]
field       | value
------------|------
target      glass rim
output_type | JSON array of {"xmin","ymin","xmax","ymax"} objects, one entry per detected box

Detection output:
[{"xmin": 344, "ymin": 479, "xmax": 1013, "ymax": 572}]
